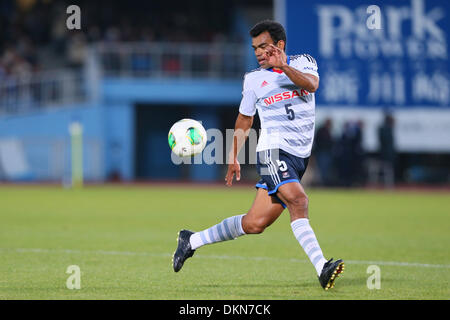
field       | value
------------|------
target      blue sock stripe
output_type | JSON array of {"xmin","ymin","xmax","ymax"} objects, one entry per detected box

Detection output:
[
  {"xmin": 226, "ymin": 218, "xmax": 236, "ymax": 238},
  {"xmin": 292, "ymin": 219, "xmax": 309, "ymax": 229},
  {"xmin": 222, "ymin": 218, "xmax": 234, "ymax": 239},
  {"xmin": 200, "ymin": 231, "xmax": 208, "ymax": 244},
  {"xmin": 312, "ymin": 253, "xmax": 324, "ymax": 266},
  {"xmin": 292, "ymin": 224, "xmax": 308, "ymax": 233},
  {"xmin": 237, "ymin": 214, "xmax": 244, "ymax": 235},
  {"xmin": 292, "ymin": 227, "xmax": 309, "ymax": 237},
  {"xmin": 296, "ymin": 230, "xmax": 313, "ymax": 243},
  {"xmin": 306, "ymin": 245, "xmax": 320, "ymax": 258},
  {"xmin": 291, "ymin": 219, "xmax": 326, "ymax": 275},
  {"xmin": 214, "ymin": 226, "xmax": 221, "ymax": 241},
  {"xmin": 236, "ymin": 215, "xmax": 243, "ymax": 236},
  {"xmin": 208, "ymin": 228, "xmax": 216, "ymax": 243},
  {"xmin": 214, "ymin": 225, "xmax": 222, "ymax": 241},
  {"xmin": 309, "ymin": 249, "xmax": 323, "ymax": 262},
  {"xmin": 216, "ymin": 223, "xmax": 226, "ymax": 241},
  {"xmin": 197, "ymin": 215, "xmax": 246, "ymax": 247},
  {"xmin": 302, "ymin": 237, "xmax": 316, "ymax": 249},
  {"xmin": 233, "ymin": 217, "xmax": 239, "ymax": 238}
]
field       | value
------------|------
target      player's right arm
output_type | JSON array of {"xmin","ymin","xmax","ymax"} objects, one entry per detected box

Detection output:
[{"xmin": 225, "ymin": 74, "xmax": 257, "ymax": 186}]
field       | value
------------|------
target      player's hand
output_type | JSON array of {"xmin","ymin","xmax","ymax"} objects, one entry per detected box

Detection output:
[
  {"xmin": 264, "ymin": 44, "xmax": 288, "ymax": 69},
  {"xmin": 225, "ymin": 158, "xmax": 241, "ymax": 187}
]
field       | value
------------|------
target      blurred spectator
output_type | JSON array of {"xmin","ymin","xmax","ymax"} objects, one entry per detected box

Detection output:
[
  {"xmin": 378, "ymin": 113, "xmax": 396, "ymax": 187},
  {"xmin": 336, "ymin": 120, "xmax": 365, "ymax": 187},
  {"xmin": 163, "ymin": 54, "xmax": 182, "ymax": 76},
  {"xmin": 1, "ymin": 0, "xmax": 235, "ymax": 78},
  {"xmin": 0, "ymin": 47, "xmax": 34, "ymax": 77},
  {"xmin": 66, "ymin": 32, "xmax": 87, "ymax": 69},
  {"xmin": 336, "ymin": 122, "xmax": 353, "ymax": 187},
  {"xmin": 50, "ymin": 3, "xmax": 68, "ymax": 55},
  {"xmin": 353, "ymin": 120, "xmax": 366, "ymax": 186},
  {"xmin": 314, "ymin": 118, "xmax": 335, "ymax": 186}
]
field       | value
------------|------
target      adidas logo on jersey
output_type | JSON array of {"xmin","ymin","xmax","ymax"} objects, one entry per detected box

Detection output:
[{"xmin": 261, "ymin": 80, "xmax": 269, "ymax": 88}]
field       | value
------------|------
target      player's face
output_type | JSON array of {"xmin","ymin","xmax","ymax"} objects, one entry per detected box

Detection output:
[
  {"xmin": 251, "ymin": 31, "xmax": 274, "ymax": 69},
  {"xmin": 251, "ymin": 31, "xmax": 284, "ymax": 69}
]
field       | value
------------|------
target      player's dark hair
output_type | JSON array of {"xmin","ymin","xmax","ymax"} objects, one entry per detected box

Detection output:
[{"xmin": 249, "ymin": 20, "xmax": 286, "ymax": 49}]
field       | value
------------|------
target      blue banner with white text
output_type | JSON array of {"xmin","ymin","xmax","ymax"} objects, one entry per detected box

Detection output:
[{"xmin": 284, "ymin": 0, "xmax": 449, "ymax": 108}]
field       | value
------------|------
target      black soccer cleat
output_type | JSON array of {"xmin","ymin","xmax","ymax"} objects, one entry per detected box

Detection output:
[
  {"xmin": 172, "ymin": 229, "xmax": 196, "ymax": 272},
  {"xmin": 318, "ymin": 258, "xmax": 345, "ymax": 290}
]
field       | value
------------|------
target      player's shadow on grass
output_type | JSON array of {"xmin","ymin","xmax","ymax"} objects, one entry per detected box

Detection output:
[
  {"xmin": 198, "ymin": 282, "xmax": 314, "ymax": 289},
  {"xmin": 196, "ymin": 283, "xmax": 331, "ymax": 299},
  {"xmin": 335, "ymin": 276, "xmax": 367, "ymax": 287},
  {"xmin": 198, "ymin": 276, "xmax": 381, "ymax": 292},
  {"xmin": 325, "ymin": 276, "xmax": 396, "ymax": 288}
]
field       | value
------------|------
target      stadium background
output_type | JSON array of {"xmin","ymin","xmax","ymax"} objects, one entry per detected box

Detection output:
[
  {"xmin": 1, "ymin": 0, "xmax": 449, "ymax": 301},
  {"xmin": 1, "ymin": 0, "xmax": 448, "ymax": 187}
]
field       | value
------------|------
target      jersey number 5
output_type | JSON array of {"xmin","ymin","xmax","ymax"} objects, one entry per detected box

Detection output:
[{"xmin": 285, "ymin": 104, "xmax": 295, "ymax": 120}]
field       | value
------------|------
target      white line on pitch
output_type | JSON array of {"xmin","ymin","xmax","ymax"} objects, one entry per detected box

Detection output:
[{"xmin": 2, "ymin": 247, "xmax": 449, "ymax": 269}]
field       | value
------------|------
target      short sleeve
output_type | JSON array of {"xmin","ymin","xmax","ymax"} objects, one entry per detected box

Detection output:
[
  {"xmin": 238, "ymin": 75, "xmax": 257, "ymax": 116},
  {"xmin": 291, "ymin": 54, "xmax": 319, "ymax": 78}
]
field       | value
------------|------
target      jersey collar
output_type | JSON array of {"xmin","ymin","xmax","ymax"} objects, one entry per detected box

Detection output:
[{"xmin": 267, "ymin": 56, "xmax": 290, "ymax": 73}]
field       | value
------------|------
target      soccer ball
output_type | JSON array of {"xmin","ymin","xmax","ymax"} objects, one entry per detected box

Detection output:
[{"xmin": 168, "ymin": 119, "xmax": 207, "ymax": 157}]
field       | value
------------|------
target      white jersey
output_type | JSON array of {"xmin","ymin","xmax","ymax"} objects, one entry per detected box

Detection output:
[{"xmin": 239, "ymin": 54, "xmax": 319, "ymax": 158}]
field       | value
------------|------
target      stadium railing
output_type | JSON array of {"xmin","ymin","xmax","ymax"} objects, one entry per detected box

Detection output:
[
  {"xmin": 0, "ymin": 70, "xmax": 86, "ymax": 116},
  {"xmin": 94, "ymin": 42, "xmax": 247, "ymax": 79},
  {"xmin": 0, "ymin": 42, "xmax": 247, "ymax": 116}
]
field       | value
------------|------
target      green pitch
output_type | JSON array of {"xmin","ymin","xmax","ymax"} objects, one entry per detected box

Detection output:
[{"xmin": 0, "ymin": 185, "xmax": 449, "ymax": 300}]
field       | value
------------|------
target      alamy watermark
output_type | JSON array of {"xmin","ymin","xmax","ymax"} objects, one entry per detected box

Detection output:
[
  {"xmin": 66, "ymin": 5, "xmax": 81, "ymax": 30},
  {"xmin": 66, "ymin": 265, "xmax": 81, "ymax": 290},
  {"xmin": 64, "ymin": 4, "xmax": 382, "ymax": 32},
  {"xmin": 366, "ymin": 5, "xmax": 382, "ymax": 30},
  {"xmin": 170, "ymin": 127, "xmax": 285, "ymax": 177},
  {"xmin": 366, "ymin": 265, "xmax": 381, "ymax": 290}
]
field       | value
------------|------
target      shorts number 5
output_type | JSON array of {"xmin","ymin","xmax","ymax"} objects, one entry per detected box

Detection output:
[{"xmin": 276, "ymin": 160, "xmax": 288, "ymax": 172}]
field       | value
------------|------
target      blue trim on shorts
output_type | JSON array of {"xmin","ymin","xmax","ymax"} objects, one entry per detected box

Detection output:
[
  {"xmin": 278, "ymin": 200, "xmax": 287, "ymax": 209},
  {"xmin": 255, "ymin": 183, "xmax": 287, "ymax": 209},
  {"xmin": 267, "ymin": 179, "xmax": 300, "ymax": 195}
]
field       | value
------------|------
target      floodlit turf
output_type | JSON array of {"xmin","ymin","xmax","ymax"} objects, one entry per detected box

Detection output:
[{"xmin": 0, "ymin": 184, "xmax": 449, "ymax": 300}]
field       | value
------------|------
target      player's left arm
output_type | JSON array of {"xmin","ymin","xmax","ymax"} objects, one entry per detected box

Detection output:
[{"xmin": 265, "ymin": 44, "xmax": 319, "ymax": 93}]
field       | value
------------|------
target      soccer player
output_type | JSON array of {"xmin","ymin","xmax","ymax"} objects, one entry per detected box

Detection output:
[{"xmin": 173, "ymin": 20, "xmax": 344, "ymax": 290}]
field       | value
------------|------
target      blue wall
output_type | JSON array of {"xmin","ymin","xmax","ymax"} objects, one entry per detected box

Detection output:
[
  {"xmin": 103, "ymin": 103, "xmax": 135, "ymax": 181},
  {"xmin": 102, "ymin": 78, "xmax": 242, "ymax": 105},
  {"xmin": 0, "ymin": 103, "xmax": 106, "ymax": 181}
]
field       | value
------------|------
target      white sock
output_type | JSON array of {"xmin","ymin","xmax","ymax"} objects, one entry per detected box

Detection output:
[
  {"xmin": 189, "ymin": 214, "xmax": 246, "ymax": 250},
  {"xmin": 291, "ymin": 218, "xmax": 327, "ymax": 276}
]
